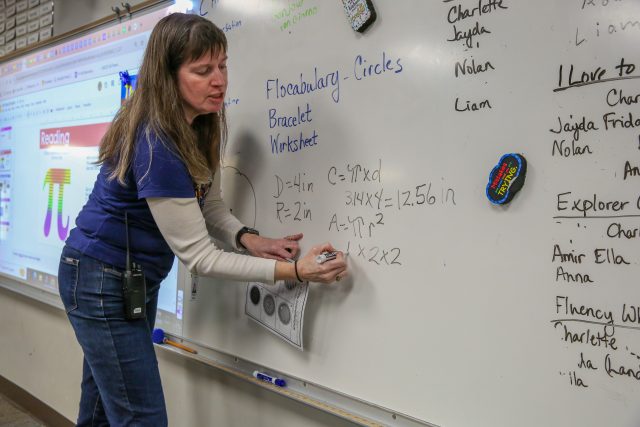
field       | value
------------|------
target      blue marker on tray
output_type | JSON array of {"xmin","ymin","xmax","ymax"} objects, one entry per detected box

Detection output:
[{"xmin": 253, "ymin": 371, "xmax": 286, "ymax": 387}]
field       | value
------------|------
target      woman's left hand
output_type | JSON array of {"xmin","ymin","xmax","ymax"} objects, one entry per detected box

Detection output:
[{"xmin": 240, "ymin": 233, "xmax": 303, "ymax": 261}]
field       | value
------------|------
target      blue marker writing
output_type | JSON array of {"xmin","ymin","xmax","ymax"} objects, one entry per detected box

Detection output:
[{"xmin": 253, "ymin": 370, "xmax": 286, "ymax": 387}]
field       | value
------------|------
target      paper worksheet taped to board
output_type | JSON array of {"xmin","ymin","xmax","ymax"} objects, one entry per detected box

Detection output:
[{"xmin": 245, "ymin": 280, "xmax": 309, "ymax": 350}]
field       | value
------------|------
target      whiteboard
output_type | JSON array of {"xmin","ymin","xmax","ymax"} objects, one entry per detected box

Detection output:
[{"xmin": 184, "ymin": 1, "xmax": 640, "ymax": 426}]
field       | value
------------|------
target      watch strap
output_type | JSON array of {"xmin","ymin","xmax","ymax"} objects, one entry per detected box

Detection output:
[{"xmin": 236, "ymin": 226, "xmax": 259, "ymax": 250}]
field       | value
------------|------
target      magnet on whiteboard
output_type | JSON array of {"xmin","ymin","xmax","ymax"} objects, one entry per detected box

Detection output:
[
  {"xmin": 486, "ymin": 153, "xmax": 527, "ymax": 205},
  {"xmin": 341, "ymin": 0, "xmax": 377, "ymax": 33}
]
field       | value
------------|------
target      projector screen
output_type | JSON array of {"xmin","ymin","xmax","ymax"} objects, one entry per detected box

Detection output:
[{"xmin": 0, "ymin": 3, "xmax": 183, "ymax": 332}]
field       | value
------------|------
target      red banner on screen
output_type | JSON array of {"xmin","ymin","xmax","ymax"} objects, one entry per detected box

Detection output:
[{"xmin": 40, "ymin": 122, "xmax": 111, "ymax": 149}]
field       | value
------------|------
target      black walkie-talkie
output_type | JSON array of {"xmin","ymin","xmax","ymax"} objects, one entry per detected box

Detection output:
[{"xmin": 123, "ymin": 212, "xmax": 146, "ymax": 320}]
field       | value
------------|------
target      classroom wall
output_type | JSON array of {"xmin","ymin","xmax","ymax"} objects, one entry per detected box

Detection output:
[
  {"xmin": 53, "ymin": 0, "xmax": 149, "ymax": 36},
  {"xmin": 0, "ymin": 2, "xmax": 356, "ymax": 425}
]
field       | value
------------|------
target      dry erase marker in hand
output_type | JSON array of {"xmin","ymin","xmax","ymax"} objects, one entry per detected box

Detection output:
[
  {"xmin": 316, "ymin": 251, "xmax": 338, "ymax": 264},
  {"xmin": 253, "ymin": 371, "xmax": 286, "ymax": 387}
]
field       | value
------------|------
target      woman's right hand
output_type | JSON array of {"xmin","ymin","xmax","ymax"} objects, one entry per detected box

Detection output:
[{"xmin": 295, "ymin": 243, "xmax": 348, "ymax": 284}]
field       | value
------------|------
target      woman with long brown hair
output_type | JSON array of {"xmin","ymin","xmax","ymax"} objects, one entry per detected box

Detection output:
[{"xmin": 58, "ymin": 13, "xmax": 347, "ymax": 426}]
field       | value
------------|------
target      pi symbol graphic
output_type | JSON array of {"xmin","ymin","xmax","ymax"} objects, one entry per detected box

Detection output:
[{"xmin": 43, "ymin": 168, "xmax": 71, "ymax": 241}]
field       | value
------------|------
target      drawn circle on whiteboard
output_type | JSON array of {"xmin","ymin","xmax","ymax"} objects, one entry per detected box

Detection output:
[
  {"xmin": 278, "ymin": 303, "xmax": 291, "ymax": 325},
  {"xmin": 263, "ymin": 294, "xmax": 275, "ymax": 316},
  {"xmin": 249, "ymin": 285, "xmax": 261, "ymax": 305},
  {"xmin": 221, "ymin": 165, "xmax": 257, "ymax": 227}
]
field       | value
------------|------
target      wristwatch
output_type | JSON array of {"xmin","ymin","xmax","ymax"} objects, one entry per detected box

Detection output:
[{"xmin": 236, "ymin": 226, "xmax": 259, "ymax": 250}]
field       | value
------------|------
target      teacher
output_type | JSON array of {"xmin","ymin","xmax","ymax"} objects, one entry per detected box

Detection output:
[{"xmin": 58, "ymin": 12, "xmax": 347, "ymax": 426}]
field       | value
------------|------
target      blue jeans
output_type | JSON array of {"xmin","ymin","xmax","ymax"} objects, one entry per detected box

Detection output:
[{"xmin": 58, "ymin": 246, "xmax": 167, "ymax": 426}]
